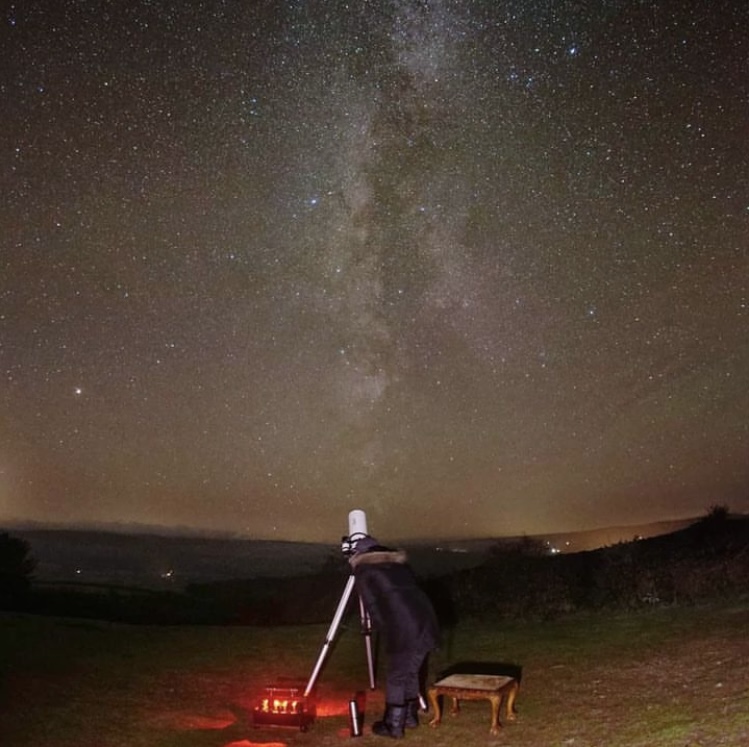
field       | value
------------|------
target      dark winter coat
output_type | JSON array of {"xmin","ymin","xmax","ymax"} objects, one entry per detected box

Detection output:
[{"xmin": 350, "ymin": 548, "xmax": 440, "ymax": 655}]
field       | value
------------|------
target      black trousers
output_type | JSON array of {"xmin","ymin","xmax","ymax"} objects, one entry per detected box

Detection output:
[{"xmin": 384, "ymin": 647, "xmax": 431, "ymax": 705}]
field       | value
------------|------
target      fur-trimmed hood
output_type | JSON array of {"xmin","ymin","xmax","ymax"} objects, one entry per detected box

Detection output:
[{"xmin": 349, "ymin": 548, "xmax": 408, "ymax": 569}]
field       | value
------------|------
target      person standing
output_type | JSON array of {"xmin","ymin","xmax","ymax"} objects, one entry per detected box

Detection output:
[{"xmin": 349, "ymin": 535, "xmax": 440, "ymax": 739}]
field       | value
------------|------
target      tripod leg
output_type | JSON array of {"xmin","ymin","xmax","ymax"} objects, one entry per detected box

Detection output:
[
  {"xmin": 359, "ymin": 595, "xmax": 376, "ymax": 690},
  {"xmin": 303, "ymin": 574, "xmax": 357, "ymax": 697}
]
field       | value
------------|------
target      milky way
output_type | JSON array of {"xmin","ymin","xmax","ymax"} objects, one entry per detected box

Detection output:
[{"xmin": 1, "ymin": 1, "xmax": 747, "ymax": 541}]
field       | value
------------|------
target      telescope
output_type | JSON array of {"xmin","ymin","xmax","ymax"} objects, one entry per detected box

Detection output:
[
  {"xmin": 340, "ymin": 508, "xmax": 370, "ymax": 556},
  {"xmin": 252, "ymin": 509, "xmax": 376, "ymax": 731}
]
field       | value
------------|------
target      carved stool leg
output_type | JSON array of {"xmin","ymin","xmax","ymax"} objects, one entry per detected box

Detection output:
[
  {"xmin": 488, "ymin": 694, "xmax": 501, "ymax": 735},
  {"xmin": 427, "ymin": 688, "xmax": 442, "ymax": 728},
  {"xmin": 505, "ymin": 681, "xmax": 519, "ymax": 721}
]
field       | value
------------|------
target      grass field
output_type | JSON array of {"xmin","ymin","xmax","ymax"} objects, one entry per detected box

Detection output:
[{"xmin": 1, "ymin": 599, "xmax": 747, "ymax": 747}]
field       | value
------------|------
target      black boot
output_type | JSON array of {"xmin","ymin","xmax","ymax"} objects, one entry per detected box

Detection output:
[
  {"xmin": 404, "ymin": 699, "xmax": 420, "ymax": 728},
  {"xmin": 372, "ymin": 703, "xmax": 407, "ymax": 738}
]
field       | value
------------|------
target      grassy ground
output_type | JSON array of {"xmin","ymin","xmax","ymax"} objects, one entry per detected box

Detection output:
[{"xmin": 1, "ymin": 599, "xmax": 747, "ymax": 747}]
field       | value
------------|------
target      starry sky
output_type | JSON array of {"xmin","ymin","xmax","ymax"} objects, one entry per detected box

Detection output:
[{"xmin": 2, "ymin": 0, "xmax": 747, "ymax": 543}]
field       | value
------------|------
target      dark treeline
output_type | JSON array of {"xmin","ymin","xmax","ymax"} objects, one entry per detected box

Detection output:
[
  {"xmin": 444, "ymin": 508, "xmax": 749, "ymax": 622},
  {"xmin": 2, "ymin": 509, "xmax": 747, "ymax": 626}
]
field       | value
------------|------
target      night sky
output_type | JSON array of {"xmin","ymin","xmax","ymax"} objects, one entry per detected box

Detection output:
[{"xmin": 2, "ymin": 1, "xmax": 747, "ymax": 543}]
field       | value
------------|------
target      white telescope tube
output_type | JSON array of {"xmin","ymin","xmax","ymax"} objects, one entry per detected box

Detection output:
[{"xmin": 348, "ymin": 509, "xmax": 368, "ymax": 538}]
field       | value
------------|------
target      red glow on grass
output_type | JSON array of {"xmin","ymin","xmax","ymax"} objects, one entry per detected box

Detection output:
[
  {"xmin": 145, "ymin": 708, "xmax": 237, "ymax": 730},
  {"xmin": 314, "ymin": 698, "xmax": 349, "ymax": 718}
]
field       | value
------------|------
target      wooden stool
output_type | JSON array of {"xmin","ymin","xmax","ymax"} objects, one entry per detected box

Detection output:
[{"xmin": 428, "ymin": 673, "xmax": 519, "ymax": 736}]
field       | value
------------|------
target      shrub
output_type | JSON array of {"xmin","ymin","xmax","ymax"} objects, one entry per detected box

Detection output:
[{"xmin": 0, "ymin": 532, "xmax": 37, "ymax": 608}]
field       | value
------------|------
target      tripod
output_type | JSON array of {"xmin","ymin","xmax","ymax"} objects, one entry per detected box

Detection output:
[
  {"xmin": 303, "ymin": 512, "xmax": 376, "ymax": 699},
  {"xmin": 303, "ymin": 573, "xmax": 375, "ymax": 698}
]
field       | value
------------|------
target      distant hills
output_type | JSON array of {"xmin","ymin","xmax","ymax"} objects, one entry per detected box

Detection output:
[
  {"xmin": 3, "ymin": 516, "xmax": 711, "ymax": 590},
  {"xmin": 532, "ymin": 518, "xmax": 698, "ymax": 553},
  {"xmin": 8, "ymin": 527, "xmax": 335, "ymax": 589}
]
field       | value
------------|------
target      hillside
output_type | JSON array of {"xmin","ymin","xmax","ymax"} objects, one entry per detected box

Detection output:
[
  {"xmin": 4, "ymin": 514, "xmax": 722, "ymax": 589},
  {"xmin": 3, "ymin": 513, "xmax": 747, "ymax": 626}
]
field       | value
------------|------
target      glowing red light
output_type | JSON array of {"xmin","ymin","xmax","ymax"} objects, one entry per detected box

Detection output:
[
  {"xmin": 252, "ymin": 685, "xmax": 315, "ymax": 730},
  {"xmin": 263, "ymin": 698, "xmax": 300, "ymax": 714}
]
